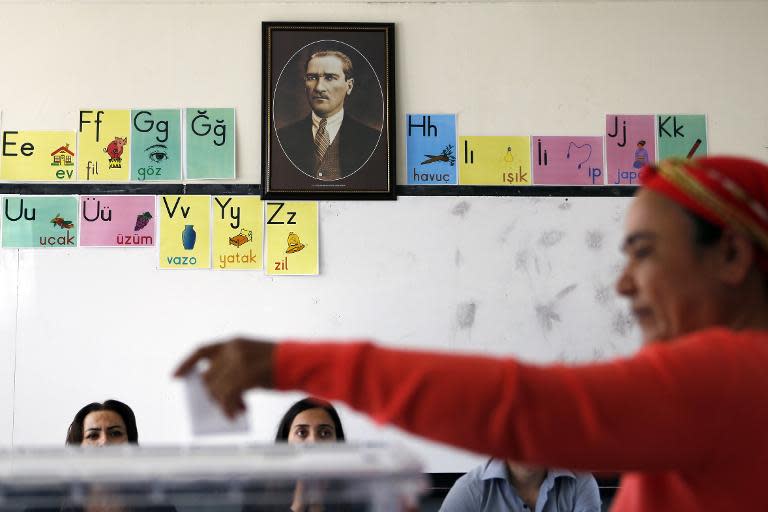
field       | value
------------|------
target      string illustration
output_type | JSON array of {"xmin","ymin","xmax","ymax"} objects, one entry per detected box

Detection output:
[{"xmin": 566, "ymin": 142, "xmax": 592, "ymax": 169}]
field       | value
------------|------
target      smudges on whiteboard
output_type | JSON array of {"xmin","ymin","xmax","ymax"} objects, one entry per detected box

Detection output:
[
  {"xmin": 539, "ymin": 230, "xmax": 565, "ymax": 247},
  {"xmin": 498, "ymin": 223, "xmax": 517, "ymax": 244},
  {"xmin": 555, "ymin": 284, "xmax": 578, "ymax": 300},
  {"xmin": 535, "ymin": 303, "xmax": 561, "ymax": 332},
  {"xmin": 451, "ymin": 201, "xmax": 470, "ymax": 217},
  {"xmin": 535, "ymin": 285, "xmax": 577, "ymax": 332},
  {"xmin": 456, "ymin": 302, "xmax": 477, "ymax": 329},
  {"xmin": 594, "ymin": 283, "xmax": 613, "ymax": 306},
  {"xmin": 514, "ymin": 249, "xmax": 529, "ymax": 271},
  {"xmin": 585, "ymin": 230, "xmax": 604, "ymax": 250},
  {"xmin": 611, "ymin": 310, "xmax": 635, "ymax": 337}
]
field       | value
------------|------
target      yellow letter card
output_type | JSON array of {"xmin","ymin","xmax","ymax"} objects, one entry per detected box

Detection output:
[
  {"xmin": 212, "ymin": 196, "xmax": 264, "ymax": 270},
  {"xmin": 459, "ymin": 136, "xmax": 531, "ymax": 185},
  {"xmin": 159, "ymin": 195, "xmax": 211, "ymax": 269},
  {"xmin": 1, "ymin": 131, "xmax": 77, "ymax": 181},
  {"xmin": 78, "ymin": 109, "xmax": 131, "ymax": 181},
  {"xmin": 265, "ymin": 202, "xmax": 318, "ymax": 276}
]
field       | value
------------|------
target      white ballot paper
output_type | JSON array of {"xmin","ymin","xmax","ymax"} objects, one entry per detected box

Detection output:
[{"xmin": 184, "ymin": 370, "xmax": 250, "ymax": 436}]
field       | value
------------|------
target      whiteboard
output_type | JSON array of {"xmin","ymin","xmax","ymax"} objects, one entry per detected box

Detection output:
[
  {"xmin": 1, "ymin": 0, "xmax": 767, "ymax": 472},
  {"xmin": 0, "ymin": 250, "xmax": 18, "ymax": 450},
  {"xmin": 3, "ymin": 196, "xmax": 636, "ymax": 471}
]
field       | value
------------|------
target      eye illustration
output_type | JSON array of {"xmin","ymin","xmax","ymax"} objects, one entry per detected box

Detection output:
[{"xmin": 145, "ymin": 144, "xmax": 169, "ymax": 163}]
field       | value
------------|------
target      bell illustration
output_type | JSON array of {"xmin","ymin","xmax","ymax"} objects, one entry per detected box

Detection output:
[{"xmin": 285, "ymin": 232, "xmax": 306, "ymax": 254}]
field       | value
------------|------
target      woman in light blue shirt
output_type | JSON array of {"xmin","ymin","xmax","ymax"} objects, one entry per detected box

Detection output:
[{"xmin": 440, "ymin": 459, "xmax": 601, "ymax": 512}]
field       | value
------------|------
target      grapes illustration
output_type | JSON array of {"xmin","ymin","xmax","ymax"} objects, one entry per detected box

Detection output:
[{"xmin": 134, "ymin": 211, "xmax": 153, "ymax": 231}]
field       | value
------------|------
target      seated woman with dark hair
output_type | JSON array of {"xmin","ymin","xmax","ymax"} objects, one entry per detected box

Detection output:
[
  {"xmin": 249, "ymin": 397, "xmax": 351, "ymax": 512},
  {"xmin": 275, "ymin": 397, "xmax": 345, "ymax": 444},
  {"xmin": 28, "ymin": 399, "xmax": 177, "ymax": 512},
  {"xmin": 65, "ymin": 399, "xmax": 139, "ymax": 447}
]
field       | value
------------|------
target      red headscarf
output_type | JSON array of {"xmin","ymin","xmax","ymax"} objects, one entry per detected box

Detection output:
[{"xmin": 640, "ymin": 155, "xmax": 768, "ymax": 271}]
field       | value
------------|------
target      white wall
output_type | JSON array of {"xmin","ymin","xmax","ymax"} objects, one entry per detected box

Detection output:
[
  {"xmin": 0, "ymin": 0, "xmax": 767, "ymax": 472},
  {"xmin": 0, "ymin": 1, "xmax": 766, "ymax": 181}
]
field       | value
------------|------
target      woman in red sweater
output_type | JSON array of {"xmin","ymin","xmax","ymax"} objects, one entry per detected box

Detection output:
[{"xmin": 177, "ymin": 156, "xmax": 768, "ymax": 511}]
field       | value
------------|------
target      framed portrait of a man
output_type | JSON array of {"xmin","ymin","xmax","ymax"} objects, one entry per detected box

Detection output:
[{"xmin": 262, "ymin": 22, "xmax": 395, "ymax": 200}]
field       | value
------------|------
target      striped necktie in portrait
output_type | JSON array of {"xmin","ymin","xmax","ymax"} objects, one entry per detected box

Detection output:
[{"xmin": 314, "ymin": 118, "xmax": 330, "ymax": 168}]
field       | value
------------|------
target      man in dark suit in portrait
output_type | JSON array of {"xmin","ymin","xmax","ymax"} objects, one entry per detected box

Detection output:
[{"xmin": 277, "ymin": 50, "xmax": 381, "ymax": 181}]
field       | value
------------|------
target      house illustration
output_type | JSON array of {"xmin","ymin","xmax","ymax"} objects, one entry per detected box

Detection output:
[{"xmin": 51, "ymin": 143, "xmax": 74, "ymax": 166}]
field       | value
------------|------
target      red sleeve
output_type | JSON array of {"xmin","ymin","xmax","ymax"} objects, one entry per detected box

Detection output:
[{"xmin": 274, "ymin": 331, "xmax": 768, "ymax": 471}]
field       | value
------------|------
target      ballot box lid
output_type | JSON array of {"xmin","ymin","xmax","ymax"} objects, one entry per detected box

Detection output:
[{"xmin": 0, "ymin": 443, "xmax": 426, "ymax": 510}]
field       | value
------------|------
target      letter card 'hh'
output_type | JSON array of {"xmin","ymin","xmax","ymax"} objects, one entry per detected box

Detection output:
[{"xmin": 406, "ymin": 114, "xmax": 457, "ymax": 185}]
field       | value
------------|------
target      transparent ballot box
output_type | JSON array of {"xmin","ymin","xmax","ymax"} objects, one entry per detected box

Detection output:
[{"xmin": 0, "ymin": 444, "xmax": 425, "ymax": 511}]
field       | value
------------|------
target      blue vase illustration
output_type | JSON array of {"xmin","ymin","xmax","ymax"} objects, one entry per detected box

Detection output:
[{"xmin": 182, "ymin": 224, "xmax": 196, "ymax": 250}]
